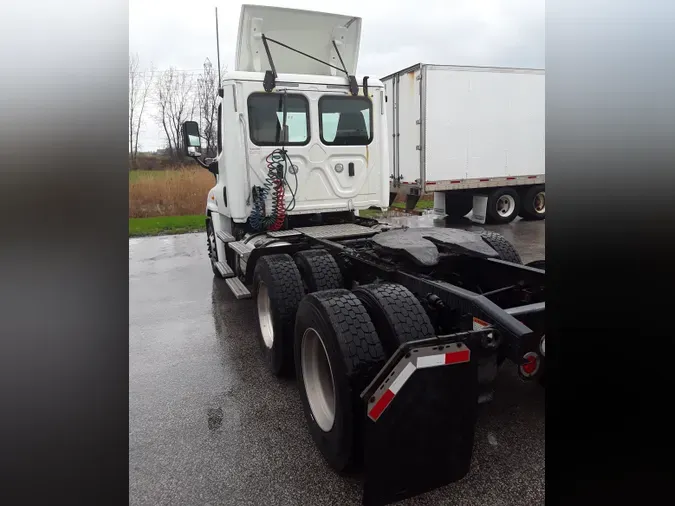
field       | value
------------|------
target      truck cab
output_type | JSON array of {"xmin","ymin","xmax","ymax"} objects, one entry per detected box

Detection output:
[
  {"xmin": 213, "ymin": 70, "xmax": 388, "ymax": 222},
  {"xmin": 184, "ymin": 4, "xmax": 389, "ymax": 234}
]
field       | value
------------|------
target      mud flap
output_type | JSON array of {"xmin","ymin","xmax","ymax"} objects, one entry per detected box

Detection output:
[{"xmin": 361, "ymin": 340, "xmax": 479, "ymax": 506}]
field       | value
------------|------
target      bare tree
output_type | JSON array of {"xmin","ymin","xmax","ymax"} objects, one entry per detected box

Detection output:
[
  {"xmin": 129, "ymin": 53, "xmax": 155, "ymax": 167},
  {"xmin": 196, "ymin": 58, "xmax": 219, "ymax": 157},
  {"xmin": 134, "ymin": 64, "xmax": 154, "ymax": 160},
  {"xmin": 129, "ymin": 53, "xmax": 140, "ymax": 166},
  {"xmin": 154, "ymin": 67, "xmax": 196, "ymax": 160}
]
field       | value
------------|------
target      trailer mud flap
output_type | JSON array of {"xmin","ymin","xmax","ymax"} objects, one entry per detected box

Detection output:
[{"xmin": 361, "ymin": 341, "xmax": 479, "ymax": 506}]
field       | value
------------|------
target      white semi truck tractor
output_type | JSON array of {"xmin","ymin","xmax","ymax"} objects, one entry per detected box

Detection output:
[
  {"xmin": 382, "ymin": 64, "xmax": 545, "ymax": 224},
  {"xmin": 181, "ymin": 5, "xmax": 545, "ymax": 505}
]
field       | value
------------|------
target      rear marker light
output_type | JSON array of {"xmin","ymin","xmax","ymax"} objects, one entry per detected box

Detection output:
[{"xmin": 519, "ymin": 352, "xmax": 540, "ymax": 378}]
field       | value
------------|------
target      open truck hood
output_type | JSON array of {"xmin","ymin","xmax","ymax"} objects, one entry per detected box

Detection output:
[{"xmin": 236, "ymin": 4, "xmax": 362, "ymax": 76}]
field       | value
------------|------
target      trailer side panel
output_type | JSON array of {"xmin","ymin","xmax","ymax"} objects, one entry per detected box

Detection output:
[{"xmin": 423, "ymin": 66, "xmax": 545, "ymax": 185}]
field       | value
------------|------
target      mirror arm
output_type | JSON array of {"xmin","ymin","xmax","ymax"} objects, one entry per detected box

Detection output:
[{"xmin": 190, "ymin": 155, "xmax": 210, "ymax": 169}]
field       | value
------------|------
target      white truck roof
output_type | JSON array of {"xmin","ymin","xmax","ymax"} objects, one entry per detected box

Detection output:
[
  {"xmin": 222, "ymin": 70, "xmax": 383, "ymax": 88},
  {"xmin": 236, "ymin": 4, "xmax": 362, "ymax": 76}
]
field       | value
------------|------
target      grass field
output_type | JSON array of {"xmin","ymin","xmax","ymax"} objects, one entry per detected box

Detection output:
[
  {"xmin": 129, "ymin": 168, "xmax": 215, "ymax": 219},
  {"xmin": 129, "ymin": 168, "xmax": 433, "ymax": 236},
  {"xmin": 129, "ymin": 215, "xmax": 205, "ymax": 237}
]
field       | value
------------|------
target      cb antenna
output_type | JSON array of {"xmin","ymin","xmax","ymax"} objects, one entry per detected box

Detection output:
[{"xmin": 215, "ymin": 7, "xmax": 222, "ymax": 88}]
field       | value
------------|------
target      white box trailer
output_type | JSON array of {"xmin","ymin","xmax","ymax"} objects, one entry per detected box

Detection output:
[{"xmin": 382, "ymin": 64, "xmax": 545, "ymax": 223}]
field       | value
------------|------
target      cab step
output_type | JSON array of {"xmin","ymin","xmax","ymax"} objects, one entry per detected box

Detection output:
[
  {"xmin": 214, "ymin": 261, "xmax": 234, "ymax": 278},
  {"xmin": 228, "ymin": 240, "xmax": 254, "ymax": 259},
  {"xmin": 225, "ymin": 277, "xmax": 252, "ymax": 299},
  {"xmin": 216, "ymin": 231, "xmax": 235, "ymax": 243}
]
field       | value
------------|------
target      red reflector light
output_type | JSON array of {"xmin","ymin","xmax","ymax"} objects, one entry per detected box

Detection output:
[
  {"xmin": 519, "ymin": 351, "xmax": 540, "ymax": 378},
  {"xmin": 506, "ymin": 177, "xmax": 516, "ymax": 180},
  {"xmin": 450, "ymin": 180, "xmax": 461, "ymax": 184},
  {"xmin": 479, "ymin": 178, "xmax": 489, "ymax": 182}
]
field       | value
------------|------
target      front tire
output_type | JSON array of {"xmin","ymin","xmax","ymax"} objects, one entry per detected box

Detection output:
[
  {"xmin": 206, "ymin": 219, "xmax": 222, "ymax": 278},
  {"xmin": 253, "ymin": 254, "xmax": 305, "ymax": 376}
]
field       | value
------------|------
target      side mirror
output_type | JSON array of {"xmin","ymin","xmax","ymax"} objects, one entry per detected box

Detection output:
[{"xmin": 181, "ymin": 121, "xmax": 201, "ymax": 156}]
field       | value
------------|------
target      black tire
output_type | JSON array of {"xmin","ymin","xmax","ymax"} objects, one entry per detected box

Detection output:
[
  {"xmin": 294, "ymin": 249, "xmax": 344, "ymax": 293},
  {"xmin": 526, "ymin": 259, "xmax": 546, "ymax": 271},
  {"xmin": 518, "ymin": 185, "xmax": 545, "ymax": 220},
  {"xmin": 253, "ymin": 254, "xmax": 305, "ymax": 376},
  {"xmin": 294, "ymin": 290, "xmax": 386, "ymax": 472},
  {"xmin": 206, "ymin": 219, "xmax": 222, "ymax": 278},
  {"xmin": 478, "ymin": 230, "xmax": 523, "ymax": 264},
  {"xmin": 444, "ymin": 192, "xmax": 473, "ymax": 218},
  {"xmin": 486, "ymin": 187, "xmax": 520, "ymax": 224},
  {"xmin": 353, "ymin": 283, "xmax": 435, "ymax": 357}
]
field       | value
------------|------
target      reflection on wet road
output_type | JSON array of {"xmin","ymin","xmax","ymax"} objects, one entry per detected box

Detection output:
[{"xmin": 129, "ymin": 217, "xmax": 545, "ymax": 506}]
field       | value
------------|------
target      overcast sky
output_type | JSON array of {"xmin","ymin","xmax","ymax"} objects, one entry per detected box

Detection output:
[{"xmin": 130, "ymin": 0, "xmax": 544, "ymax": 152}]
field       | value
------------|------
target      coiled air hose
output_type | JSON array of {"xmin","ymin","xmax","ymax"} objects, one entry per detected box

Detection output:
[{"xmin": 250, "ymin": 148, "xmax": 298, "ymax": 231}]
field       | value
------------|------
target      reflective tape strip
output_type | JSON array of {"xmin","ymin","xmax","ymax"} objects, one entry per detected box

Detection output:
[
  {"xmin": 367, "ymin": 345, "xmax": 471, "ymax": 422},
  {"xmin": 444, "ymin": 349, "xmax": 471, "ymax": 365},
  {"xmin": 417, "ymin": 349, "xmax": 471, "ymax": 369},
  {"xmin": 368, "ymin": 390, "xmax": 395, "ymax": 421},
  {"xmin": 389, "ymin": 361, "xmax": 416, "ymax": 394},
  {"xmin": 416, "ymin": 354, "xmax": 446, "ymax": 369}
]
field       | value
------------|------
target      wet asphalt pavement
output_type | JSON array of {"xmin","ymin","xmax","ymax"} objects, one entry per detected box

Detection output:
[{"xmin": 129, "ymin": 216, "xmax": 545, "ymax": 506}]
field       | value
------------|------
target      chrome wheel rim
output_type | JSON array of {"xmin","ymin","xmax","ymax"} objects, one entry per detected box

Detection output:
[
  {"xmin": 257, "ymin": 282, "xmax": 274, "ymax": 349},
  {"xmin": 301, "ymin": 327, "xmax": 336, "ymax": 432},
  {"xmin": 534, "ymin": 192, "xmax": 546, "ymax": 214},
  {"xmin": 496, "ymin": 195, "xmax": 516, "ymax": 217}
]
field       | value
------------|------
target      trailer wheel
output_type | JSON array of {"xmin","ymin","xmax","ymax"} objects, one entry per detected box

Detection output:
[
  {"xmin": 518, "ymin": 185, "xmax": 545, "ymax": 220},
  {"xmin": 294, "ymin": 249, "xmax": 344, "ymax": 293},
  {"xmin": 206, "ymin": 219, "xmax": 223, "ymax": 278},
  {"xmin": 294, "ymin": 290, "xmax": 386, "ymax": 472},
  {"xmin": 444, "ymin": 193, "xmax": 473, "ymax": 219},
  {"xmin": 486, "ymin": 187, "xmax": 520, "ymax": 224},
  {"xmin": 253, "ymin": 254, "xmax": 305, "ymax": 376},
  {"xmin": 478, "ymin": 231, "xmax": 523, "ymax": 264},
  {"xmin": 353, "ymin": 283, "xmax": 434, "ymax": 357}
]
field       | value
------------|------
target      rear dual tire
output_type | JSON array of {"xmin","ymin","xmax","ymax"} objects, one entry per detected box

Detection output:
[
  {"xmin": 253, "ymin": 254, "xmax": 305, "ymax": 376},
  {"xmin": 294, "ymin": 290, "xmax": 386, "ymax": 472},
  {"xmin": 295, "ymin": 283, "xmax": 433, "ymax": 472}
]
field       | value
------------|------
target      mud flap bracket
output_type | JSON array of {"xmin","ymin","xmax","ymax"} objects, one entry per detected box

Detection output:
[{"xmin": 360, "ymin": 337, "xmax": 481, "ymax": 506}]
